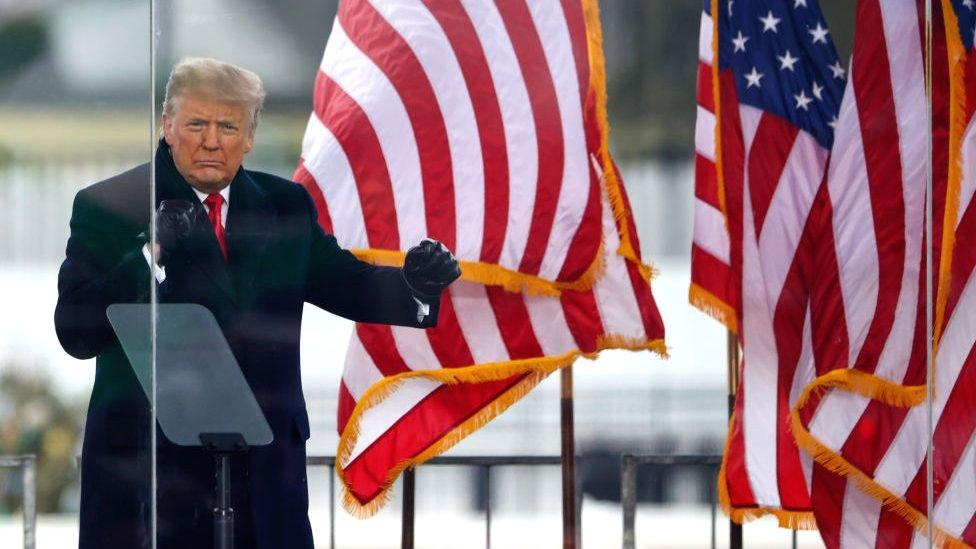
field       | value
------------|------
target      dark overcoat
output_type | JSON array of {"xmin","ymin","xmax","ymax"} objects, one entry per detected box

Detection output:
[{"xmin": 54, "ymin": 142, "xmax": 438, "ymax": 548}]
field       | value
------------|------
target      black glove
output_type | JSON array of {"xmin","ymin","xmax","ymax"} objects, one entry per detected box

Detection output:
[
  {"xmin": 155, "ymin": 199, "xmax": 200, "ymax": 266},
  {"xmin": 401, "ymin": 239, "xmax": 461, "ymax": 299}
]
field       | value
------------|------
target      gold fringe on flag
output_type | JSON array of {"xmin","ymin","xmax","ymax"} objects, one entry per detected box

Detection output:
[
  {"xmin": 581, "ymin": 0, "xmax": 656, "ymax": 283},
  {"xmin": 350, "ymin": 238, "xmax": 607, "ymax": 299},
  {"xmin": 346, "ymin": 0, "xmax": 661, "ymax": 298},
  {"xmin": 715, "ymin": 415, "xmax": 818, "ymax": 530},
  {"xmin": 336, "ymin": 0, "xmax": 670, "ymax": 519},
  {"xmin": 705, "ymin": 0, "xmax": 799, "ymax": 528},
  {"xmin": 688, "ymin": 283, "xmax": 739, "ymax": 333},
  {"xmin": 336, "ymin": 335, "xmax": 667, "ymax": 518},
  {"xmin": 935, "ymin": 0, "xmax": 966, "ymax": 350},
  {"xmin": 709, "ymin": 0, "xmax": 729, "ymax": 221},
  {"xmin": 688, "ymin": 0, "xmax": 737, "ymax": 332},
  {"xmin": 792, "ymin": 369, "xmax": 927, "ymax": 412},
  {"xmin": 785, "ymin": 5, "xmax": 970, "ymax": 546},
  {"xmin": 788, "ymin": 367, "xmax": 970, "ymax": 547}
]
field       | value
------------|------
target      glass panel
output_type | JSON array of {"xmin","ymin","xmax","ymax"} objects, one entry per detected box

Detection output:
[
  {"xmin": 151, "ymin": 3, "xmax": 336, "ymax": 546},
  {"xmin": 0, "ymin": 1, "xmax": 154, "ymax": 547}
]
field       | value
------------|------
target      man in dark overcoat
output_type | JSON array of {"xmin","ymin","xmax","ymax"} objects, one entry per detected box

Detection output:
[{"xmin": 54, "ymin": 57, "xmax": 458, "ymax": 548}]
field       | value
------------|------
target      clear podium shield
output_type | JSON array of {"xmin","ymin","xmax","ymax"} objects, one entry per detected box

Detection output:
[
  {"xmin": 3, "ymin": 1, "xmax": 155, "ymax": 546},
  {"xmin": 107, "ymin": 303, "xmax": 272, "ymax": 447},
  {"xmin": 150, "ymin": 5, "xmax": 335, "ymax": 544}
]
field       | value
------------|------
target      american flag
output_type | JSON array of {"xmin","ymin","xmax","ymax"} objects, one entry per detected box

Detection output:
[
  {"xmin": 692, "ymin": 0, "xmax": 845, "ymax": 527},
  {"xmin": 295, "ymin": 0, "xmax": 665, "ymax": 515},
  {"xmin": 789, "ymin": 1, "xmax": 976, "ymax": 546}
]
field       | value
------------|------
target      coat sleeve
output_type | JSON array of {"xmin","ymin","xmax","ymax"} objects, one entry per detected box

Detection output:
[
  {"xmin": 54, "ymin": 189, "xmax": 152, "ymax": 360},
  {"xmin": 300, "ymin": 190, "xmax": 440, "ymax": 328}
]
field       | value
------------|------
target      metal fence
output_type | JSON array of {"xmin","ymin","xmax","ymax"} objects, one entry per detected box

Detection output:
[
  {"xmin": 0, "ymin": 155, "xmax": 295, "ymax": 265},
  {"xmin": 0, "ymin": 455, "xmax": 36, "ymax": 549},
  {"xmin": 305, "ymin": 455, "xmax": 564, "ymax": 549},
  {"xmin": 0, "ymin": 157, "xmax": 137, "ymax": 264},
  {"xmin": 621, "ymin": 454, "xmax": 721, "ymax": 549},
  {"xmin": 2, "ymin": 453, "xmax": 805, "ymax": 549},
  {"xmin": 312, "ymin": 453, "xmax": 801, "ymax": 549},
  {"xmin": 620, "ymin": 453, "xmax": 799, "ymax": 549}
]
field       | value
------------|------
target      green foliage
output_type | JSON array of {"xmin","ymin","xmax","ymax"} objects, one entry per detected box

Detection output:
[
  {"xmin": 0, "ymin": 141, "xmax": 12, "ymax": 168},
  {"xmin": 0, "ymin": 368, "xmax": 84, "ymax": 514},
  {"xmin": 0, "ymin": 14, "xmax": 48, "ymax": 86}
]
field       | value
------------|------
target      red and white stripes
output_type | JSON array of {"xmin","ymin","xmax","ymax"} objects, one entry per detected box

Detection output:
[
  {"xmin": 693, "ymin": 0, "xmax": 976, "ymax": 544},
  {"xmin": 296, "ymin": 0, "xmax": 605, "ymax": 290},
  {"xmin": 734, "ymin": 103, "xmax": 828, "ymax": 512},
  {"xmin": 296, "ymin": 0, "xmax": 666, "ymax": 515},
  {"xmin": 790, "ymin": 2, "xmax": 976, "ymax": 546},
  {"xmin": 800, "ymin": 2, "xmax": 930, "ymax": 545},
  {"xmin": 693, "ymin": 0, "xmax": 835, "ymax": 524},
  {"xmin": 691, "ymin": 8, "xmax": 736, "ymax": 328},
  {"xmin": 335, "ymin": 183, "xmax": 664, "ymax": 510}
]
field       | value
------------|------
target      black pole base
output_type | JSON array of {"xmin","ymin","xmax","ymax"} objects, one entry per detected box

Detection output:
[
  {"xmin": 214, "ymin": 507, "xmax": 234, "ymax": 549},
  {"xmin": 200, "ymin": 433, "xmax": 247, "ymax": 549},
  {"xmin": 213, "ymin": 452, "xmax": 235, "ymax": 549}
]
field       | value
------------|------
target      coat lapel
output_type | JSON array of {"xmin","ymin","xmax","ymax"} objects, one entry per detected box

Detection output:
[
  {"xmin": 225, "ymin": 170, "xmax": 274, "ymax": 299},
  {"xmin": 154, "ymin": 143, "xmax": 238, "ymax": 305}
]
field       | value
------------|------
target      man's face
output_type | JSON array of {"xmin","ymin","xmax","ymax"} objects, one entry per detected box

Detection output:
[{"xmin": 162, "ymin": 93, "xmax": 254, "ymax": 194}]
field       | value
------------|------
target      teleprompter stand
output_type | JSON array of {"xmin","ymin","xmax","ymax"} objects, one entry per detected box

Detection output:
[
  {"xmin": 107, "ymin": 303, "xmax": 273, "ymax": 549},
  {"xmin": 200, "ymin": 432, "xmax": 247, "ymax": 549}
]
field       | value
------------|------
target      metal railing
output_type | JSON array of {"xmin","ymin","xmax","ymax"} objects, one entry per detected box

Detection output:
[
  {"xmin": 621, "ymin": 454, "xmax": 721, "ymax": 549},
  {"xmin": 306, "ymin": 454, "xmax": 562, "ymax": 549},
  {"xmin": 3, "ymin": 453, "xmax": 802, "ymax": 549},
  {"xmin": 621, "ymin": 453, "xmax": 798, "ymax": 549},
  {"xmin": 313, "ymin": 453, "xmax": 790, "ymax": 549},
  {"xmin": 0, "ymin": 455, "xmax": 36, "ymax": 549}
]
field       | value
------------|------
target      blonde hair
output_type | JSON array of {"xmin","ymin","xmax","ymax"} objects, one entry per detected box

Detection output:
[{"xmin": 162, "ymin": 57, "xmax": 266, "ymax": 134}]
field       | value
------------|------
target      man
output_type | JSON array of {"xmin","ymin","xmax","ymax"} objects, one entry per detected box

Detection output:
[{"xmin": 54, "ymin": 57, "xmax": 459, "ymax": 548}]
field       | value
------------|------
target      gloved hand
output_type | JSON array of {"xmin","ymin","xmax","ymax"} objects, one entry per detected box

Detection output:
[
  {"xmin": 401, "ymin": 239, "xmax": 461, "ymax": 299},
  {"xmin": 155, "ymin": 199, "xmax": 200, "ymax": 266}
]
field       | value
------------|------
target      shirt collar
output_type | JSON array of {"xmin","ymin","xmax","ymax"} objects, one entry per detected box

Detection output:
[{"xmin": 192, "ymin": 185, "xmax": 231, "ymax": 207}]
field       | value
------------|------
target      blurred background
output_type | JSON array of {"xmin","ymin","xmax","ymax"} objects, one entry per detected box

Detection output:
[{"xmin": 0, "ymin": 0, "xmax": 854, "ymax": 547}]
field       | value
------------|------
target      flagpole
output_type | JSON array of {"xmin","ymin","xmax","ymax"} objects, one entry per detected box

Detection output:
[
  {"xmin": 923, "ymin": 1, "xmax": 934, "ymax": 546},
  {"xmin": 148, "ymin": 2, "xmax": 158, "ymax": 548},
  {"xmin": 401, "ymin": 468, "xmax": 415, "ymax": 549},
  {"xmin": 727, "ymin": 329, "xmax": 742, "ymax": 549},
  {"xmin": 560, "ymin": 366, "xmax": 578, "ymax": 549}
]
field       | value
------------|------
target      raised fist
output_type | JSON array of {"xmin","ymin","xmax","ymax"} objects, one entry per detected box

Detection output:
[
  {"xmin": 401, "ymin": 239, "xmax": 461, "ymax": 299},
  {"xmin": 155, "ymin": 199, "xmax": 201, "ymax": 265}
]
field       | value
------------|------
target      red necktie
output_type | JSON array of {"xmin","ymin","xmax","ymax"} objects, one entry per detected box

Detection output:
[{"xmin": 203, "ymin": 193, "xmax": 228, "ymax": 260}]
